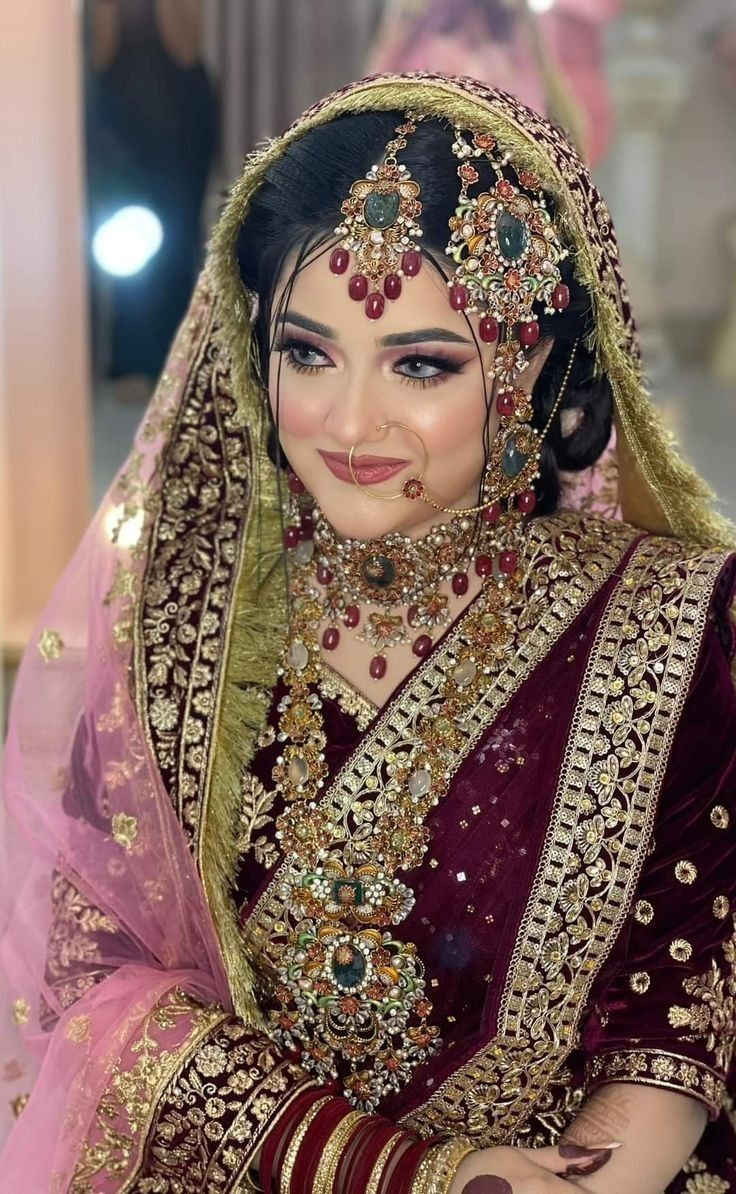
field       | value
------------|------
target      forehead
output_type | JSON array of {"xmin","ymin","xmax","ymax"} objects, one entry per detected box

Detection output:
[{"xmin": 272, "ymin": 249, "xmax": 462, "ymax": 343}]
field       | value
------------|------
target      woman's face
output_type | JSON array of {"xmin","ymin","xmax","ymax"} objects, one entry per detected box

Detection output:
[{"xmin": 267, "ymin": 248, "xmax": 546, "ymax": 542}]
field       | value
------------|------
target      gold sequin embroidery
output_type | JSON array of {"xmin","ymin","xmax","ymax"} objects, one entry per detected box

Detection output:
[
  {"xmin": 11, "ymin": 998, "xmax": 29, "ymax": 1027},
  {"xmin": 111, "ymin": 813, "xmax": 138, "ymax": 850},
  {"xmin": 710, "ymin": 806, "xmax": 729, "ymax": 830},
  {"xmin": 713, "ymin": 896, "xmax": 730, "ymax": 920}
]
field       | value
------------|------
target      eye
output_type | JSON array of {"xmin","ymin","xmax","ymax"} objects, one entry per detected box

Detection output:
[
  {"xmin": 276, "ymin": 338, "xmax": 333, "ymax": 373},
  {"xmin": 394, "ymin": 353, "xmax": 463, "ymax": 388}
]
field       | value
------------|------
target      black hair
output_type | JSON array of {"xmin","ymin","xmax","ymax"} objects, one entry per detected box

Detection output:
[{"xmin": 236, "ymin": 110, "xmax": 613, "ymax": 516}]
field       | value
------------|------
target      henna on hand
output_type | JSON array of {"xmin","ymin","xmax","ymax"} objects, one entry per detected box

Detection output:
[{"xmin": 461, "ymin": 1179, "xmax": 513, "ymax": 1194}]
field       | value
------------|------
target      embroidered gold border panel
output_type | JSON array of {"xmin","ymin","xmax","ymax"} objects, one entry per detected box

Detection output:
[
  {"xmin": 243, "ymin": 514, "xmax": 637, "ymax": 974},
  {"xmin": 133, "ymin": 292, "xmax": 252, "ymax": 848},
  {"xmin": 400, "ymin": 536, "xmax": 729, "ymax": 1144},
  {"xmin": 586, "ymin": 1048, "xmax": 724, "ymax": 1119}
]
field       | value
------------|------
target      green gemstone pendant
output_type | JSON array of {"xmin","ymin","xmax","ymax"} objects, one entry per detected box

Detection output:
[
  {"xmin": 363, "ymin": 190, "xmax": 401, "ymax": 230},
  {"xmin": 496, "ymin": 210, "xmax": 529, "ymax": 261}
]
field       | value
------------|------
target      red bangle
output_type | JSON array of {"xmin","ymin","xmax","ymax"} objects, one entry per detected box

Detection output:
[
  {"xmin": 260, "ymin": 1086, "xmax": 324, "ymax": 1193},
  {"xmin": 391, "ymin": 1136, "xmax": 436, "ymax": 1194},
  {"xmin": 295, "ymin": 1097, "xmax": 352, "ymax": 1190},
  {"xmin": 334, "ymin": 1113, "xmax": 381, "ymax": 1191},
  {"xmin": 376, "ymin": 1132, "xmax": 416, "ymax": 1194},
  {"xmin": 343, "ymin": 1118, "xmax": 401, "ymax": 1194}
]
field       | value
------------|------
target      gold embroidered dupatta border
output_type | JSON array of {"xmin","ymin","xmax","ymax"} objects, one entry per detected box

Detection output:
[
  {"xmin": 399, "ymin": 534, "xmax": 730, "ymax": 1145},
  {"xmin": 242, "ymin": 513, "xmax": 637, "ymax": 968}
]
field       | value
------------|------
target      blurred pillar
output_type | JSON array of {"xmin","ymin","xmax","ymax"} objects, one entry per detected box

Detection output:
[
  {"xmin": 605, "ymin": 0, "xmax": 687, "ymax": 377},
  {"xmin": 0, "ymin": 2, "xmax": 90, "ymax": 665}
]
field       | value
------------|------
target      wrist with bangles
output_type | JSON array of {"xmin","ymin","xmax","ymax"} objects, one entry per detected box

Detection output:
[{"xmin": 258, "ymin": 1083, "xmax": 474, "ymax": 1192}]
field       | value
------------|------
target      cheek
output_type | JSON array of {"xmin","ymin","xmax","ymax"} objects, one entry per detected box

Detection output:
[
  {"xmin": 420, "ymin": 381, "xmax": 490, "ymax": 462},
  {"xmin": 268, "ymin": 375, "xmax": 320, "ymax": 441}
]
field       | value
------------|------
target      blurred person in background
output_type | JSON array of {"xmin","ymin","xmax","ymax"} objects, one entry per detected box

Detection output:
[
  {"xmin": 2, "ymin": 72, "xmax": 736, "ymax": 1193},
  {"xmin": 85, "ymin": 0, "xmax": 217, "ymax": 399},
  {"xmin": 369, "ymin": 0, "xmax": 620, "ymax": 166}
]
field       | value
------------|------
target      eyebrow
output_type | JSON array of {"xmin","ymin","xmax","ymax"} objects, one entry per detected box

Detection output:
[{"xmin": 280, "ymin": 311, "xmax": 473, "ymax": 347}]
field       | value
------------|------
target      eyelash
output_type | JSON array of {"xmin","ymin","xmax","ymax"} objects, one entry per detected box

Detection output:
[{"xmin": 274, "ymin": 338, "xmax": 464, "ymax": 390}]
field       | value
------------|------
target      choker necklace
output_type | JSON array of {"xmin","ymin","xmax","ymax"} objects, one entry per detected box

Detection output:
[{"xmin": 283, "ymin": 478, "xmax": 525, "ymax": 679}]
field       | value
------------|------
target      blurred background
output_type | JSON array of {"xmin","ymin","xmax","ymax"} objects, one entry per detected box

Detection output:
[{"xmin": 1, "ymin": 0, "xmax": 735, "ymax": 719}]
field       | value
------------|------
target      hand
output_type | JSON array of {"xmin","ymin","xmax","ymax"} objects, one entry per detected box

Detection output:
[{"xmin": 449, "ymin": 1141, "xmax": 620, "ymax": 1193}]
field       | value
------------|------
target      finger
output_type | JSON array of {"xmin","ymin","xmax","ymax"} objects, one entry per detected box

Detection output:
[{"xmin": 515, "ymin": 1141, "xmax": 622, "ymax": 1175}]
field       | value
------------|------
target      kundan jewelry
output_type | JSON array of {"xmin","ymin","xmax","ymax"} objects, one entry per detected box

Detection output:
[{"xmin": 330, "ymin": 114, "xmax": 424, "ymax": 319}]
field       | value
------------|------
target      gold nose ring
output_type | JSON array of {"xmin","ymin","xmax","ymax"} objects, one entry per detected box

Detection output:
[{"xmin": 347, "ymin": 423, "xmax": 429, "ymax": 501}]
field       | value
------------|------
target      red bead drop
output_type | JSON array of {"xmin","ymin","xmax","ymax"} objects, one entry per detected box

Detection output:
[
  {"xmin": 518, "ymin": 489, "xmax": 537, "ymax": 515},
  {"xmin": 496, "ymin": 390, "xmax": 515, "ymax": 418},
  {"xmin": 482, "ymin": 501, "xmax": 502, "ymax": 525},
  {"xmin": 499, "ymin": 550, "xmax": 518, "ymax": 575},
  {"xmin": 479, "ymin": 316, "xmax": 499, "ymax": 343},
  {"xmin": 300, "ymin": 513, "xmax": 315, "ymax": 540},
  {"xmin": 317, "ymin": 563, "xmax": 333, "ymax": 586},
  {"xmin": 283, "ymin": 525, "xmax": 300, "ymax": 549},
  {"xmin": 519, "ymin": 321, "xmax": 540, "ymax": 348},
  {"xmin": 329, "ymin": 247, "xmax": 349, "ymax": 275},
  {"xmin": 288, "ymin": 472, "xmax": 305, "ymax": 495},
  {"xmin": 412, "ymin": 634, "xmax": 432, "ymax": 659},
  {"xmin": 384, "ymin": 273, "xmax": 402, "ymax": 300},
  {"xmin": 348, "ymin": 274, "xmax": 369, "ymax": 301},
  {"xmin": 449, "ymin": 283, "xmax": 469, "ymax": 311},
  {"xmin": 365, "ymin": 292, "xmax": 385, "ymax": 320},
  {"xmin": 407, "ymin": 604, "xmax": 419, "ymax": 627},
  {"xmin": 402, "ymin": 250, "xmax": 422, "ymax": 277},
  {"xmin": 451, "ymin": 572, "xmax": 469, "ymax": 596},
  {"xmin": 475, "ymin": 554, "xmax": 494, "ymax": 578},
  {"xmin": 552, "ymin": 283, "xmax": 570, "ymax": 310},
  {"xmin": 344, "ymin": 605, "xmax": 360, "ymax": 629},
  {"xmin": 322, "ymin": 627, "xmax": 340, "ymax": 650},
  {"xmin": 370, "ymin": 655, "xmax": 387, "ymax": 680}
]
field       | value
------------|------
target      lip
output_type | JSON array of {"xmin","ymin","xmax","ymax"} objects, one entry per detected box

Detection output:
[{"xmin": 318, "ymin": 449, "xmax": 410, "ymax": 487}]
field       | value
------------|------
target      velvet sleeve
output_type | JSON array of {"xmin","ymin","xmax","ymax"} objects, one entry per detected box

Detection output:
[{"xmin": 582, "ymin": 558, "xmax": 736, "ymax": 1118}]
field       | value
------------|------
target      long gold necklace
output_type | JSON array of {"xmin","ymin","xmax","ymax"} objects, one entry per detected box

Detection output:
[{"xmin": 268, "ymin": 507, "xmax": 526, "ymax": 1108}]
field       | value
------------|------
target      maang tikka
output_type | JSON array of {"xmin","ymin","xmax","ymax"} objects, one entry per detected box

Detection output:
[{"xmin": 329, "ymin": 114, "xmax": 425, "ymax": 320}]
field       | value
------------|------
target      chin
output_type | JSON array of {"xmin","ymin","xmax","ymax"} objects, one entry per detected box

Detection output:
[{"xmin": 313, "ymin": 487, "xmax": 413, "ymax": 543}]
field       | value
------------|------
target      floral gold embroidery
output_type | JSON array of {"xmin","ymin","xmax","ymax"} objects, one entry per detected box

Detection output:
[
  {"xmin": 683, "ymin": 1155, "xmax": 730, "ymax": 1193},
  {"xmin": 111, "ymin": 813, "xmax": 138, "ymax": 850},
  {"xmin": 713, "ymin": 896, "xmax": 730, "ymax": 920},
  {"xmin": 65, "ymin": 1014, "xmax": 92, "ymax": 1044},
  {"xmin": 401, "ymin": 534, "xmax": 727, "ymax": 1144},
  {"xmin": 629, "ymin": 972, "xmax": 651, "ymax": 994},
  {"xmin": 710, "ymin": 806, "xmax": 729, "ymax": 830},
  {"xmin": 237, "ymin": 773, "xmax": 278, "ymax": 871},
  {"xmin": 71, "ymin": 989, "xmax": 225, "ymax": 1192},
  {"xmin": 675, "ymin": 861, "xmax": 698, "ymax": 885},
  {"xmin": 586, "ymin": 1049, "xmax": 724, "ymax": 1117},
  {"xmin": 670, "ymin": 939, "xmax": 693, "ymax": 963},
  {"xmin": 11, "ymin": 998, "xmax": 29, "ymax": 1026},
  {"xmin": 38, "ymin": 629, "xmax": 64, "ymax": 663},
  {"xmin": 634, "ymin": 899, "xmax": 654, "ymax": 925},
  {"xmin": 667, "ymin": 916, "xmax": 736, "ymax": 1075},
  {"xmin": 319, "ymin": 664, "xmax": 378, "ymax": 732}
]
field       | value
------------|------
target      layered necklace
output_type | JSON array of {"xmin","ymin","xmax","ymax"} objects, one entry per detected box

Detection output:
[
  {"xmin": 267, "ymin": 483, "xmax": 529, "ymax": 1107},
  {"xmin": 283, "ymin": 473, "xmax": 524, "ymax": 681}
]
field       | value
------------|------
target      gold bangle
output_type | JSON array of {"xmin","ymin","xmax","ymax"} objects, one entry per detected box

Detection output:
[
  {"xmin": 313, "ymin": 1109, "xmax": 368, "ymax": 1194},
  {"xmin": 412, "ymin": 1136, "xmax": 475, "ymax": 1194},
  {"xmin": 279, "ymin": 1095, "xmax": 331, "ymax": 1193},
  {"xmin": 365, "ymin": 1131, "xmax": 403, "ymax": 1194}
]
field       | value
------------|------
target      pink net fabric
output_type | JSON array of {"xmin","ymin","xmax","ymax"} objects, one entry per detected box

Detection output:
[{"xmin": 0, "ymin": 283, "xmax": 230, "ymax": 1190}]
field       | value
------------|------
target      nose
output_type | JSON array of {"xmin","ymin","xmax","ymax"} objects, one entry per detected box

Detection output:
[{"xmin": 321, "ymin": 369, "xmax": 384, "ymax": 450}]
